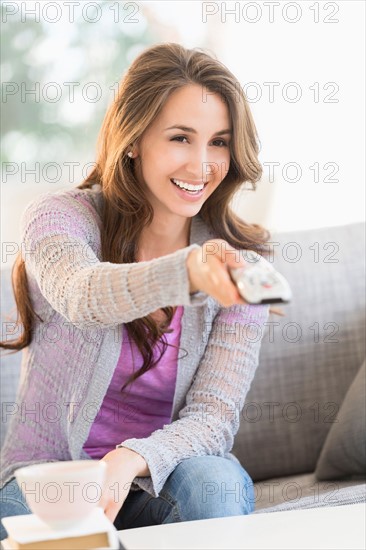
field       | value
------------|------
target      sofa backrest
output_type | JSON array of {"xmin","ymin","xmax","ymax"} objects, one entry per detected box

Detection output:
[{"xmin": 232, "ymin": 222, "xmax": 366, "ymax": 481}]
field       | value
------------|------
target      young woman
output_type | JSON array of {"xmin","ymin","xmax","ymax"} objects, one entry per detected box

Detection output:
[{"xmin": 0, "ymin": 42, "xmax": 277, "ymax": 535}]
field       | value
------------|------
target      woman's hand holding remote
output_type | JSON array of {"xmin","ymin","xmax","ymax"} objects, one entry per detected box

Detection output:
[{"xmin": 186, "ymin": 239, "xmax": 248, "ymax": 308}]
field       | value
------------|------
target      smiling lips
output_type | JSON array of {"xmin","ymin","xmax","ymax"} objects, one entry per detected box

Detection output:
[{"xmin": 171, "ymin": 178, "xmax": 208, "ymax": 191}]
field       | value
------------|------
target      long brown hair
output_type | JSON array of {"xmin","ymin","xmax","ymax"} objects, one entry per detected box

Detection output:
[{"xmin": 1, "ymin": 42, "xmax": 279, "ymax": 391}]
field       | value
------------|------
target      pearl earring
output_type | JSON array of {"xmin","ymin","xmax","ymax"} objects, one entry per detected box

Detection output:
[{"xmin": 127, "ymin": 151, "xmax": 133, "ymax": 158}]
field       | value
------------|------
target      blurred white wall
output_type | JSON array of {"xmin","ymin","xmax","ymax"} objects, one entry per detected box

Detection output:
[
  {"xmin": 1, "ymin": 1, "xmax": 365, "ymax": 269},
  {"xmin": 215, "ymin": 0, "xmax": 365, "ymax": 233}
]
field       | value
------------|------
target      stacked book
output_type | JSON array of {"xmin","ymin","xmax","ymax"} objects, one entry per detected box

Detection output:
[{"xmin": 1, "ymin": 507, "xmax": 125, "ymax": 549}]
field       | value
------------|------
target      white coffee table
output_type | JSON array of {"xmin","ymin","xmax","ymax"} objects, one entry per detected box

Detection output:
[{"xmin": 118, "ymin": 503, "xmax": 365, "ymax": 550}]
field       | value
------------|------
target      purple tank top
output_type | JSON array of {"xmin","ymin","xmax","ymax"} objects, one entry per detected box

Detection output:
[{"xmin": 83, "ymin": 306, "xmax": 184, "ymax": 459}]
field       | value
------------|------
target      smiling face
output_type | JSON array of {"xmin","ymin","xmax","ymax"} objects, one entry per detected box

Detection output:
[{"xmin": 133, "ymin": 83, "xmax": 232, "ymax": 220}]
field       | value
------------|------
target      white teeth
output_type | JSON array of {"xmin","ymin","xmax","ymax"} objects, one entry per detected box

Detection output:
[{"xmin": 172, "ymin": 179, "xmax": 204, "ymax": 191}]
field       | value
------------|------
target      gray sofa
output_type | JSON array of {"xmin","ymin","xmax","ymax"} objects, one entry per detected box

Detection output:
[
  {"xmin": 233, "ymin": 221, "xmax": 366, "ymax": 513},
  {"xmin": 1, "ymin": 222, "xmax": 365, "ymax": 515}
]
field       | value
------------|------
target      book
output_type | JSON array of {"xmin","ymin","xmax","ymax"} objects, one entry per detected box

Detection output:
[{"xmin": 1, "ymin": 507, "xmax": 125, "ymax": 549}]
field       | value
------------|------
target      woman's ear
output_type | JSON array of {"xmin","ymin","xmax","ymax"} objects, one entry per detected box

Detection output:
[
  {"xmin": 127, "ymin": 138, "xmax": 141, "ymax": 159},
  {"xmin": 133, "ymin": 142, "xmax": 141, "ymax": 159},
  {"xmin": 134, "ymin": 135, "xmax": 144, "ymax": 158}
]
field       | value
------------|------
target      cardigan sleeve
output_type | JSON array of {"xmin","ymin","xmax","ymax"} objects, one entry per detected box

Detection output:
[
  {"xmin": 19, "ymin": 190, "xmax": 208, "ymax": 328},
  {"xmin": 118, "ymin": 302, "xmax": 270, "ymax": 497}
]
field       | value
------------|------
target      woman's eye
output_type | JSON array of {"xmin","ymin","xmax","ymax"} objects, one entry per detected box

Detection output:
[
  {"xmin": 171, "ymin": 136, "xmax": 188, "ymax": 143},
  {"xmin": 212, "ymin": 139, "xmax": 227, "ymax": 147}
]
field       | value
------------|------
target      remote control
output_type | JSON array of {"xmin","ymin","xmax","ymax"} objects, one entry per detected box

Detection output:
[{"xmin": 229, "ymin": 250, "xmax": 292, "ymax": 305}]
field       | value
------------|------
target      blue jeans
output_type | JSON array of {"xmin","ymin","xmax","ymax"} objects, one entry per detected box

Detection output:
[{"xmin": 0, "ymin": 456, "xmax": 255, "ymax": 539}]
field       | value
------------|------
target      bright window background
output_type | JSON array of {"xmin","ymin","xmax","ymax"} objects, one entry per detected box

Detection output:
[{"xmin": 1, "ymin": 0, "xmax": 365, "ymax": 268}]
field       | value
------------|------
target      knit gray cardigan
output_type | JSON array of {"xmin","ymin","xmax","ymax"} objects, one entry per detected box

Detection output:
[{"xmin": 0, "ymin": 185, "xmax": 269, "ymax": 497}]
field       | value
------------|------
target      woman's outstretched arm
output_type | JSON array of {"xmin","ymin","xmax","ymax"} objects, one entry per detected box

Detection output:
[{"xmin": 20, "ymin": 189, "xmax": 208, "ymax": 329}]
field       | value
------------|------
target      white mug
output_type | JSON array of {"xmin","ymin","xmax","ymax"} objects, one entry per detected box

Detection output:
[{"xmin": 14, "ymin": 460, "xmax": 107, "ymax": 530}]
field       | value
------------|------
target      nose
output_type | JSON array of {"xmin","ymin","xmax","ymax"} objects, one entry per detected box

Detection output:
[{"xmin": 184, "ymin": 145, "xmax": 216, "ymax": 182}]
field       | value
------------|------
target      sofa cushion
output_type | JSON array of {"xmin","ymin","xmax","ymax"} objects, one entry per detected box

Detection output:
[
  {"xmin": 233, "ymin": 222, "xmax": 366, "ymax": 482},
  {"xmin": 252, "ymin": 472, "xmax": 366, "ymax": 512},
  {"xmin": 315, "ymin": 358, "xmax": 366, "ymax": 480}
]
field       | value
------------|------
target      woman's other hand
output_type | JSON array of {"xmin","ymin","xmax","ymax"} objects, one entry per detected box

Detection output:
[
  {"xmin": 186, "ymin": 239, "xmax": 249, "ymax": 308},
  {"xmin": 98, "ymin": 447, "xmax": 148, "ymax": 524}
]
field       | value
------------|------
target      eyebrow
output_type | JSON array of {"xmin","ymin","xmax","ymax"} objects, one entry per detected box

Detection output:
[{"xmin": 164, "ymin": 125, "xmax": 232, "ymax": 136}]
